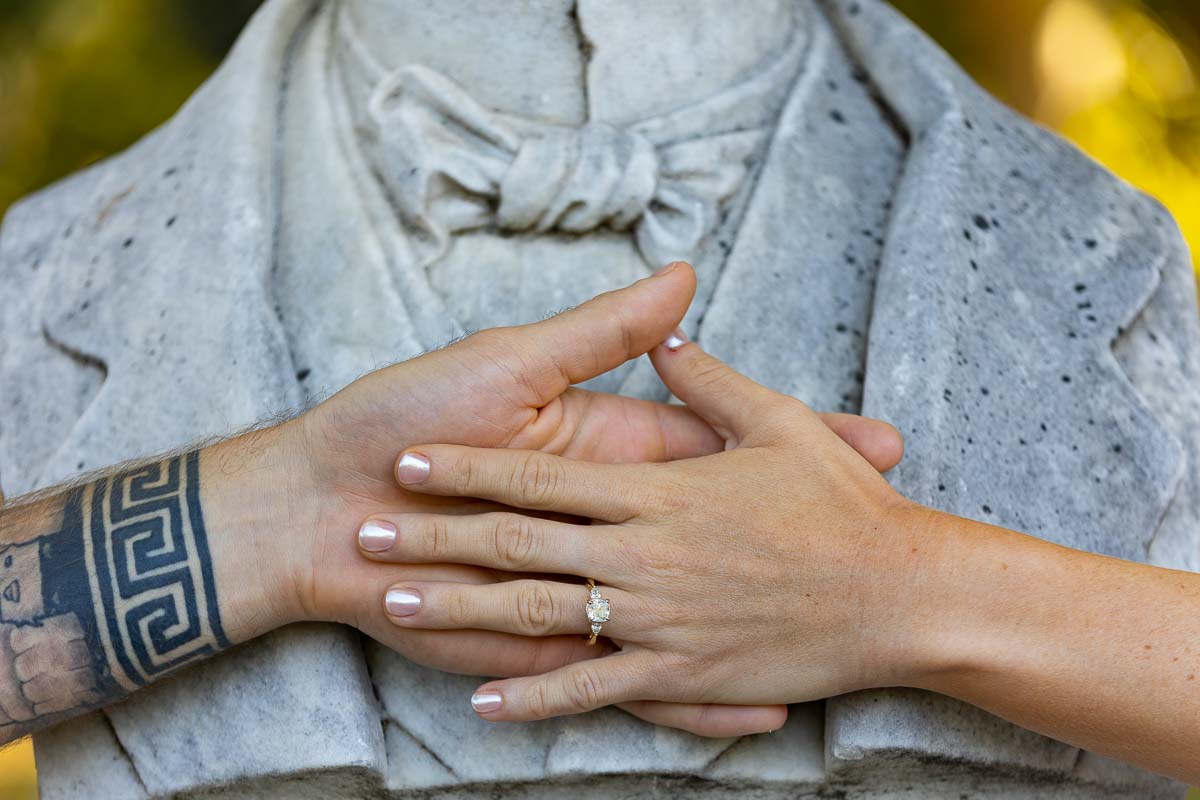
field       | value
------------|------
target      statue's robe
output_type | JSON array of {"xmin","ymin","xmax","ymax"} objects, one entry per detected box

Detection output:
[{"xmin": 1, "ymin": 0, "xmax": 1196, "ymax": 797}]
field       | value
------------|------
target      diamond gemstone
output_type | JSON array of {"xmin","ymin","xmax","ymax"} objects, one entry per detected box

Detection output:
[{"xmin": 585, "ymin": 597, "xmax": 610, "ymax": 624}]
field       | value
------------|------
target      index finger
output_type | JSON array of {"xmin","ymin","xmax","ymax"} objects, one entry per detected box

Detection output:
[{"xmin": 394, "ymin": 445, "xmax": 651, "ymax": 522}]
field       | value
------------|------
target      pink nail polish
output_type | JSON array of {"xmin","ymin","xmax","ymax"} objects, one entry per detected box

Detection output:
[
  {"xmin": 471, "ymin": 690, "xmax": 503, "ymax": 713},
  {"xmin": 358, "ymin": 520, "xmax": 396, "ymax": 552},
  {"xmin": 396, "ymin": 452, "xmax": 431, "ymax": 485},
  {"xmin": 663, "ymin": 327, "xmax": 689, "ymax": 351},
  {"xmin": 385, "ymin": 588, "xmax": 421, "ymax": 616}
]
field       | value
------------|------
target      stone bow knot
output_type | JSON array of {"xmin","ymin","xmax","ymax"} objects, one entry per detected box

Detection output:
[{"xmin": 367, "ymin": 65, "xmax": 764, "ymax": 267}]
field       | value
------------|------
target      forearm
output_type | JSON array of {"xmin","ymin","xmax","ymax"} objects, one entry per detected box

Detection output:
[
  {"xmin": 908, "ymin": 510, "xmax": 1200, "ymax": 784},
  {"xmin": 0, "ymin": 422, "xmax": 307, "ymax": 743}
]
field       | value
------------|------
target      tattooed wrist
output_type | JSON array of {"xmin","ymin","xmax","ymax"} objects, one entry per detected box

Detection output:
[
  {"xmin": 0, "ymin": 412, "xmax": 323, "ymax": 742},
  {"xmin": 84, "ymin": 452, "xmax": 229, "ymax": 688},
  {"xmin": 0, "ymin": 451, "xmax": 232, "ymax": 739}
]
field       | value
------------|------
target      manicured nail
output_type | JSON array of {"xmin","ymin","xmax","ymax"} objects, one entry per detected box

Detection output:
[
  {"xmin": 653, "ymin": 261, "xmax": 681, "ymax": 277},
  {"xmin": 358, "ymin": 520, "xmax": 396, "ymax": 552},
  {"xmin": 396, "ymin": 452, "xmax": 431, "ymax": 485},
  {"xmin": 663, "ymin": 327, "xmax": 689, "ymax": 351},
  {"xmin": 471, "ymin": 691, "xmax": 503, "ymax": 713},
  {"xmin": 385, "ymin": 588, "xmax": 421, "ymax": 616}
]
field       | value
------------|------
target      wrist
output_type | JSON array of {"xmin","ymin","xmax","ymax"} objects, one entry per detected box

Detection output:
[
  {"xmin": 854, "ymin": 500, "xmax": 956, "ymax": 690},
  {"xmin": 198, "ymin": 417, "xmax": 322, "ymax": 640},
  {"xmin": 893, "ymin": 505, "xmax": 1069, "ymax": 698}
]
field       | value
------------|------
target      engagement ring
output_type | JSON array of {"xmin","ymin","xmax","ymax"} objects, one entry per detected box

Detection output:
[{"xmin": 584, "ymin": 579, "xmax": 611, "ymax": 645}]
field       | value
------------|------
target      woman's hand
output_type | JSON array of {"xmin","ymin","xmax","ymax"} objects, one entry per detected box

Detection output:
[
  {"xmin": 357, "ymin": 332, "xmax": 923, "ymax": 723},
  {"xmin": 351, "ymin": 334, "xmax": 1200, "ymax": 788}
]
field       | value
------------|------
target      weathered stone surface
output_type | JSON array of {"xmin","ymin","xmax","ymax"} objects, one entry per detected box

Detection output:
[
  {"xmin": 828, "ymin": 0, "xmax": 1195, "ymax": 787},
  {"xmin": 1113, "ymin": 198, "xmax": 1200, "ymax": 574},
  {"xmin": 2, "ymin": 1, "xmax": 385, "ymax": 793},
  {"xmin": 35, "ymin": 712, "xmax": 147, "ymax": 800},
  {"xmin": 372, "ymin": 645, "xmax": 730, "ymax": 788},
  {"xmin": 0, "ymin": 0, "xmax": 1195, "ymax": 797},
  {"xmin": 107, "ymin": 625, "xmax": 384, "ymax": 797},
  {"xmin": 700, "ymin": 0, "xmax": 903, "ymax": 415}
]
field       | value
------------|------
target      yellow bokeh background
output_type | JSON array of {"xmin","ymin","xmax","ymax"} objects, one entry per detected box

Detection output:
[
  {"xmin": 0, "ymin": 1, "xmax": 1198, "ymax": 797},
  {"xmin": 892, "ymin": 0, "xmax": 1200, "ymax": 267},
  {"xmin": 0, "ymin": 738, "xmax": 36, "ymax": 799}
]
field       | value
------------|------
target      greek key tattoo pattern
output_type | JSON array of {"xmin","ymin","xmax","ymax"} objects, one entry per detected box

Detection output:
[
  {"xmin": 83, "ymin": 452, "xmax": 229, "ymax": 686},
  {"xmin": 0, "ymin": 451, "xmax": 227, "ymax": 730}
]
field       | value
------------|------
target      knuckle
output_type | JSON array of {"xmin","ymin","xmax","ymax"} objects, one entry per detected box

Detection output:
[
  {"xmin": 514, "ymin": 582, "xmax": 557, "ymax": 635},
  {"xmin": 761, "ymin": 394, "xmax": 801, "ymax": 420},
  {"xmin": 445, "ymin": 590, "xmax": 473, "ymax": 627},
  {"xmin": 511, "ymin": 453, "xmax": 562, "ymax": 507},
  {"xmin": 424, "ymin": 517, "xmax": 452, "ymax": 561},
  {"xmin": 765, "ymin": 395, "xmax": 815, "ymax": 438},
  {"xmin": 453, "ymin": 452, "xmax": 477, "ymax": 497},
  {"xmin": 461, "ymin": 329, "xmax": 547, "ymax": 400},
  {"xmin": 526, "ymin": 680, "xmax": 552, "ymax": 719},
  {"xmin": 685, "ymin": 355, "xmax": 736, "ymax": 392},
  {"xmin": 492, "ymin": 515, "xmax": 540, "ymax": 570},
  {"xmin": 564, "ymin": 666, "xmax": 607, "ymax": 711},
  {"xmin": 616, "ymin": 311, "xmax": 635, "ymax": 359}
]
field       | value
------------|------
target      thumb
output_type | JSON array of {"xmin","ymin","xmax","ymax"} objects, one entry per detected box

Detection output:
[
  {"xmin": 647, "ymin": 329, "xmax": 788, "ymax": 444},
  {"xmin": 476, "ymin": 262, "xmax": 696, "ymax": 404}
]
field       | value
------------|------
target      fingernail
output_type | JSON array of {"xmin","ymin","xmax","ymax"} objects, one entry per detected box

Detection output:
[
  {"xmin": 358, "ymin": 520, "xmax": 396, "ymax": 552},
  {"xmin": 653, "ymin": 261, "xmax": 681, "ymax": 277},
  {"xmin": 663, "ymin": 327, "xmax": 689, "ymax": 351},
  {"xmin": 471, "ymin": 690, "xmax": 503, "ymax": 713},
  {"xmin": 385, "ymin": 588, "xmax": 422, "ymax": 616},
  {"xmin": 396, "ymin": 452, "xmax": 431, "ymax": 485}
]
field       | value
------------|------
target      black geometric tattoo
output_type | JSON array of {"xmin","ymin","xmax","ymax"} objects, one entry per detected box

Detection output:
[
  {"xmin": 0, "ymin": 451, "xmax": 227, "ymax": 730},
  {"xmin": 87, "ymin": 452, "xmax": 229, "ymax": 684}
]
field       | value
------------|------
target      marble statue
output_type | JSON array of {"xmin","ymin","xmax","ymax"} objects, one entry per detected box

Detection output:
[{"xmin": 1, "ymin": 0, "xmax": 1197, "ymax": 797}]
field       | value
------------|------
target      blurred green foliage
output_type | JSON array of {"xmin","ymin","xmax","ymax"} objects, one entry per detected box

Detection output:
[
  {"xmin": 2, "ymin": 0, "xmax": 1199, "ymax": 250},
  {"xmin": 0, "ymin": 0, "xmax": 259, "ymax": 215}
]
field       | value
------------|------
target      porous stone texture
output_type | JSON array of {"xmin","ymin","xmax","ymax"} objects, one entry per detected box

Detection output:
[
  {"xmin": 827, "ymin": 2, "xmax": 1192, "ymax": 786},
  {"xmin": 0, "ymin": 0, "xmax": 1195, "ymax": 797}
]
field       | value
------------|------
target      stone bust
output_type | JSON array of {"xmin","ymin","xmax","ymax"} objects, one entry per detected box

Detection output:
[{"xmin": 1, "ymin": 0, "xmax": 1197, "ymax": 797}]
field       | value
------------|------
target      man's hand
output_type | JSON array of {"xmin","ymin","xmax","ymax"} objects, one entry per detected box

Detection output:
[{"xmin": 207, "ymin": 262, "xmax": 902, "ymax": 736}]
